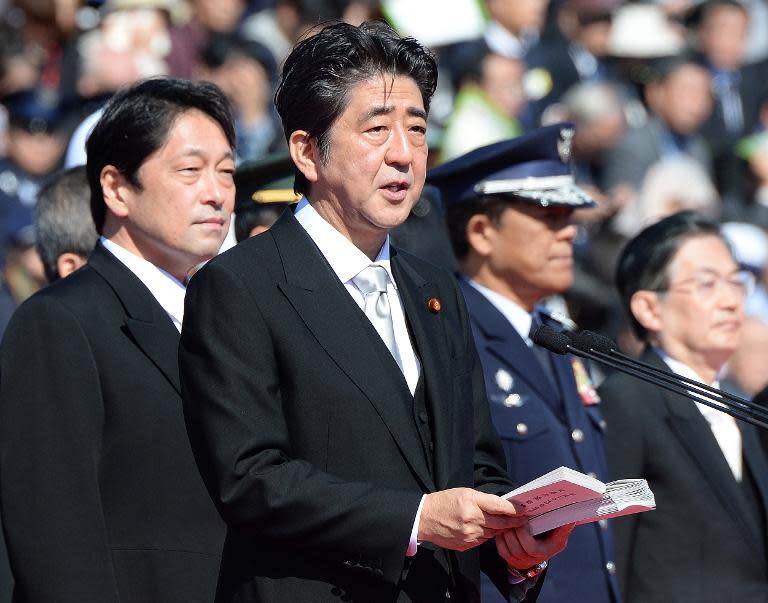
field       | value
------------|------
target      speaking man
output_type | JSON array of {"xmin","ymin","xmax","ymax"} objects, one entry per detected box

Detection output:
[
  {"xmin": 179, "ymin": 21, "xmax": 573, "ymax": 603},
  {"xmin": 431, "ymin": 126, "xmax": 619, "ymax": 603},
  {"xmin": 0, "ymin": 78, "xmax": 234, "ymax": 602},
  {"xmin": 600, "ymin": 211, "xmax": 768, "ymax": 602}
]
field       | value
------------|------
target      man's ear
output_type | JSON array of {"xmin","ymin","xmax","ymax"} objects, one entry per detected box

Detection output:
[
  {"xmin": 288, "ymin": 130, "xmax": 319, "ymax": 185},
  {"xmin": 56, "ymin": 252, "xmax": 87, "ymax": 280},
  {"xmin": 100, "ymin": 165, "xmax": 132, "ymax": 219},
  {"xmin": 465, "ymin": 213, "xmax": 497, "ymax": 258},
  {"xmin": 630, "ymin": 290, "xmax": 663, "ymax": 334}
]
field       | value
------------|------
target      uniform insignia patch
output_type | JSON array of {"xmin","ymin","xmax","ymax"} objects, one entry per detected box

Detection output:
[{"xmin": 571, "ymin": 357, "xmax": 600, "ymax": 405}]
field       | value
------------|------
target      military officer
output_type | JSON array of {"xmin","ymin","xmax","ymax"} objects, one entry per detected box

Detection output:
[{"xmin": 430, "ymin": 124, "xmax": 620, "ymax": 603}]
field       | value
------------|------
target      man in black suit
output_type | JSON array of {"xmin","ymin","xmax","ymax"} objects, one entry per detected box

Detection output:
[
  {"xmin": 179, "ymin": 21, "xmax": 573, "ymax": 603},
  {"xmin": 0, "ymin": 78, "xmax": 235, "ymax": 602},
  {"xmin": 599, "ymin": 211, "xmax": 768, "ymax": 603}
]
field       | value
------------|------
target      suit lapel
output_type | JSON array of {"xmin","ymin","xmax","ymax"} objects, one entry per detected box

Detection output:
[
  {"xmin": 458, "ymin": 281, "xmax": 560, "ymax": 408},
  {"xmin": 391, "ymin": 250, "xmax": 448, "ymax": 489},
  {"xmin": 88, "ymin": 243, "xmax": 181, "ymax": 393},
  {"xmin": 646, "ymin": 350, "xmax": 762, "ymax": 547},
  {"xmin": 269, "ymin": 214, "xmax": 433, "ymax": 491}
]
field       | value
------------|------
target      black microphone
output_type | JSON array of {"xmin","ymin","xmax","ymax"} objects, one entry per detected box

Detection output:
[
  {"xmin": 572, "ymin": 330, "xmax": 768, "ymax": 422},
  {"xmin": 531, "ymin": 324, "xmax": 768, "ymax": 431}
]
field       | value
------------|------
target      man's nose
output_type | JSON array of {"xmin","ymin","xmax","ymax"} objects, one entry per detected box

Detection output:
[{"xmin": 385, "ymin": 127, "xmax": 414, "ymax": 166}]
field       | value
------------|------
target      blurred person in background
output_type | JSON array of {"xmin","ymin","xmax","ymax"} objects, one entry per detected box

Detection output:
[
  {"xmin": 34, "ymin": 165, "xmax": 97, "ymax": 283},
  {"xmin": 482, "ymin": 0, "xmax": 549, "ymax": 60},
  {"xmin": 612, "ymin": 157, "xmax": 720, "ymax": 240},
  {"xmin": 601, "ymin": 54, "xmax": 713, "ymax": 196},
  {"xmin": 1, "ymin": 0, "xmax": 82, "ymax": 99},
  {"xmin": 439, "ymin": 41, "xmax": 525, "ymax": 161},
  {"xmin": 600, "ymin": 211, "xmax": 768, "ymax": 603},
  {"xmin": 525, "ymin": 0, "xmax": 620, "ymax": 127},
  {"xmin": 232, "ymin": 152, "xmax": 299, "ymax": 242},
  {"xmin": 722, "ymin": 316, "xmax": 768, "ymax": 399},
  {"xmin": 195, "ymin": 33, "xmax": 283, "ymax": 163},
  {"xmin": 721, "ymin": 220, "xmax": 768, "ymax": 322},
  {"xmin": 0, "ymin": 88, "xmax": 67, "ymax": 267},
  {"xmin": 691, "ymin": 0, "xmax": 768, "ymax": 206},
  {"xmin": 64, "ymin": 0, "xmax": 173, "ymax": 167}
]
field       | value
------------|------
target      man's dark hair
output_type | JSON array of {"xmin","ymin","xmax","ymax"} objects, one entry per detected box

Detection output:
[
  {"xmin": 274, "ymin": 20, "xmax": 438, "ymax": 196},
  {"xmin": 35, "ymin": 166, "xmax": 98, "ymax": 283},
  {"xmin": 445, "ymin": 195, "xmax": 520, "ymax": 260},
  {"xmin": 615, "ymin": 211, "xmax": 725, "ymax": 341},
  {"xmin": 85, "ymin": 78, "xmax": 236, "ymax": 233}
]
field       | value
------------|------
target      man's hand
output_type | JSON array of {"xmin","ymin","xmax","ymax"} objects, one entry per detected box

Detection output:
[
  {"xmin": 417, "ymin": 488, "xmax": 527, "ymax": 551},
  {"xmin": 496, "ymin": 523, "xmax": 575, "ymax": 570}
]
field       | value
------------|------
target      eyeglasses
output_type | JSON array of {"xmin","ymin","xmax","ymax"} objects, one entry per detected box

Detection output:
[{"xmin": 654, "ymin": 270, "xmax": 756, "ymax": 300}]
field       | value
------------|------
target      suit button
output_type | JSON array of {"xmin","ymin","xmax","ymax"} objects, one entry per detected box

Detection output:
[
  {"xmin": 587, "ymin": 472, "xmax": 597, "ymax": 479},
  {"xmin": 418, "ymin": 411, "xmax": 428, "ymax": 423},
  {"xmin": 606, "ymin": 561, "xmax": 616, "ymax": 575},
  {"xmin": 598, "ymin": 519, "xmax": 608, "ymax": 530},
  {"xmin": 504, "ymin": 393, "xmax": 522, "ymax": 407},
  {"xmin": 571, "ymin": 428, "xmax": 584, "ymax": 443},
  {"xmin": 429, "ymin": 441, "xmax": 434, "ymax": 451},
  {"xmin": 599, "ymin": 419, "xmax": 607, "ymax": 430},
  {"xmin": 516, "ymin": 423, "xmax": 528, "ymax": 435}
]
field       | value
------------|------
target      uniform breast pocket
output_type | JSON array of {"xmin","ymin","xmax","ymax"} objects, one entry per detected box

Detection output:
[{"xmin": 490, "ymin": 402, "xmax": 552, "ymax": 442}]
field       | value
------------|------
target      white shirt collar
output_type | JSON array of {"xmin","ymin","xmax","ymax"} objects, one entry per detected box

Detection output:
[
  {"xmin": 100, "ymin": 236, "xmax": 186, "ymax": 332},
  {"xmin": 655, "ymin": 348, "xmax": 720, "ymax": 388},
  {"xmin": 466, "ymin": 277, "xmax": 533, "ymax": 345},
  {"xmin": 293, "ymin": 197, "xmax": 397, "ymax": 287}
]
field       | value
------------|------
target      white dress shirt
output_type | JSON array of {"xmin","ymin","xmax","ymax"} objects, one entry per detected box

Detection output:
[
  {"xmin": 100, "ymin": 237, "xmax": 187, "ymax": 333},
  {"xmin": 293, "ymin": 198, "xmax": 421, "ymax": 393},
  {"xmin": 658, "ymin": 349, "xmax": 743, "ymax": 481},
  {"xmin": 466, "ymin": 278, "xmax": 533, "ymax": 345},
  {"xmin": 293, "ymin": 198, "xmax": 425, "ymax": 555}
]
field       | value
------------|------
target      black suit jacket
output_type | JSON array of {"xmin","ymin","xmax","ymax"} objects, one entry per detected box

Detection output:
[
  {"xmin": 179, "ymin": 210, "xmax": 536, "ymax": 603},
  {"xmin": 0, "ymin": 243, "xmax": 225, "ymax": 602},
  {"xmin": 599, "ymin": 348, "xmax": 768, "ymax": 603}
]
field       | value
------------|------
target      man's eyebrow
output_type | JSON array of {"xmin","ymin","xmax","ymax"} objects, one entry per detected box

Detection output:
[
  {"xmin": 176, "ymin": 148, "xmax": 235, "ymax": 161},
  {"xmin": 358, "ymin": 105, "xmax": 427, "ymax": 123}
]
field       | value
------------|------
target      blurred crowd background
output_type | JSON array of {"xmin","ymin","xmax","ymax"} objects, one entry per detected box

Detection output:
[{"xmin": 2, "ymin": 0, "xmax": 768, "ymax": 395}]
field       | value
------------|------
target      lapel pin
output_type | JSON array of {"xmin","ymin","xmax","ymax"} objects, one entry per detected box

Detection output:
[{"xmin": 427, "ymin": 297, "xmax": 441, "ymax": 313}]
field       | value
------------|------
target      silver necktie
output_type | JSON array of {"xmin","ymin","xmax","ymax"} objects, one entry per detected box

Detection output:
[{"xmin": 353, "ymin": 264, "xmax": 403, "ymax": 372}]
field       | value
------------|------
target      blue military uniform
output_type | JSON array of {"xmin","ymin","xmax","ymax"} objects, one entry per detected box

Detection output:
[{"xmin": 427, "ymin": 125, "xmax": 619, "ymax": 603}]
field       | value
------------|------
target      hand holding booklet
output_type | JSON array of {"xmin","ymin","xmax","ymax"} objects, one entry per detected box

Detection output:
[{"xmin": 502, "ymin": 467, "xmax": 656, "ymax": 536}]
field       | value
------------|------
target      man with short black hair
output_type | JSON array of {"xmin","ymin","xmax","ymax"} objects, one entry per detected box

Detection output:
[
  {"xmin": 600, "ymin": 211, "xmax": 768, "ymax": 603},
  {"xmin": 180, "ymin": 20, "xmax": 572, "ymax": 603},
  {"xmin": 0, "ymin": 77, "xmax": 234, "ymax": 602}
]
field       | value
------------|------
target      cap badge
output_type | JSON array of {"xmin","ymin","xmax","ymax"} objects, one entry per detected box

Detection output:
[{"xmin": 557, "ymin": 127, "xmax": 575, "ymax": 163}]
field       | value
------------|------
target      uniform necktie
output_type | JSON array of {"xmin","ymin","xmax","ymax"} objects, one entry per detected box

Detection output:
[{"xmin": 353, "ymin": 265, "xmax": 403, "ymax": 372}]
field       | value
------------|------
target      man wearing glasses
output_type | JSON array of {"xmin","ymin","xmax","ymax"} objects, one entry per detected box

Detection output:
[{"xmin": 599, "ymin": 210, "xmax": 768, "ymax": 603}]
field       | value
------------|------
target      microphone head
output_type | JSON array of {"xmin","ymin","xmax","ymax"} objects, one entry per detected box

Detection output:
[
  {"xmin": 572, "ymin": 330, "xmax": 617, "ymax": 354},
  {"xmin": 531, "ymin": 324, "xmax": 571, "ymax": 355}
]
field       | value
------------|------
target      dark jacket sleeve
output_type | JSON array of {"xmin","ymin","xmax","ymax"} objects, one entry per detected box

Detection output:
[
  {"xmin": 0, "ymin": 295, "xmax": 121, "ymax": 602},
  {"xmin": 179, "ymin": 260, "xmax": 422, "ymax": 584}
]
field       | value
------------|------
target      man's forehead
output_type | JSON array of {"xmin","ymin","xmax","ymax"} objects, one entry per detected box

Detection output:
[
  {"xmin": 348, "ymin": 75, "xmax": 425, "ymax": 114},
  {"xmin": 669, "ymin": 235, "xmax": 737, "ymax": 274}
]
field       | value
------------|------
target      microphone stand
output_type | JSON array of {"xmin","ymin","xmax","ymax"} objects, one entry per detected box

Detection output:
[
  {"xmin": 531, "ymin": 325, "xmax": 768, "ymax": 431},
  {"xmin": 573, "ymin": 330, "xmax": 768, "ymax": 423}
]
